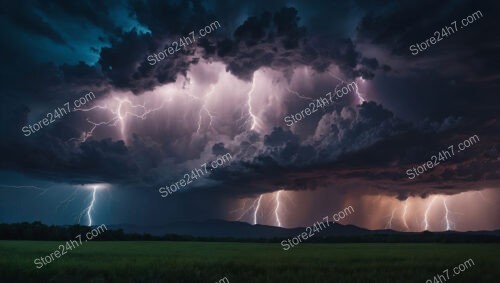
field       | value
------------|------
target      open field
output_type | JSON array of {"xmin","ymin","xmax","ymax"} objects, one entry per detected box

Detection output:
[{"xmin": 0, "ymin": 241, "xmax": 498, "ymax": 283}]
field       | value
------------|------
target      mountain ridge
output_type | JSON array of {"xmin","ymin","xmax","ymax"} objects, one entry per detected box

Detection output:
[{"xmin": 107, "ymin": 219, "xmax": 500, "ymax": 238}]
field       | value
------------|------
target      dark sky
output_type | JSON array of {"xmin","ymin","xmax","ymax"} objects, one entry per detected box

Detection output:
[{"xmin": 0, "ymin": 0, "xmax": 499, "ymax": 232}]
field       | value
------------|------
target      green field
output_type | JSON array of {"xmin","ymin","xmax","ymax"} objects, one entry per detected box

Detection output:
[{"xmin": 0, "ymin": 241, "xmax": 498, "ymax": 283}]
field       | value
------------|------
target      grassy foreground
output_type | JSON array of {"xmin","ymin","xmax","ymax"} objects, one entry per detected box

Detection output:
[{"xmin": 0, "ymin": 241, "xmax": 498, "ymax": 282}]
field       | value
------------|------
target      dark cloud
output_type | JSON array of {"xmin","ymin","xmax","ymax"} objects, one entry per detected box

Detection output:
[
  {"xmin": 212, "ymin": 143, "xmax": 229, "ymax": 155},
  {"xmin": 189, "ymin": 102, "xmax": 497, "ymax": 198},
  {"xmin": 98, "ymin": 26, "xmax": 201, "ymax": 94},
  {"xmin": 0, "ymin": 0, "xmax": 67, "ymax": 45},
  {"xmin": 0, "ymin": 0, "xmax": 498, "ymax": 227}
]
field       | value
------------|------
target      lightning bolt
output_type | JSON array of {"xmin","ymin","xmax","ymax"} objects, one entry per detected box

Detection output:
[
  {"xmin": 0, "ymin": 185, "xmax": 48, "ymax": 191},
  {"xmin": 234, "ymin": 190, "xmax": 286, "ymax": 227},
  {"xmin": 286, "ymin": 86, "xmax": 329, "ymax": 115},
  {"xmin": 56, "ymin": 188, "xmax": 81, "ymax": 212},
  {"xmin": 385, "ymin": 207, "xmax": 397, "ymax": 229},
  {"xmin": 475, "ymin": 191, "xmax": 492, "ymax": 204},
  {"xmin": 1, "ymin": 183, "xmax": 108, "ymax": 227},
  {"xmin": 379, "ymin": 194, "xmax": 470, "ymax": 232},
  {"xmin": 0, "ymin": 184, "xmax": 50, "ymax": 196},
  {"xmin": 69, "ymin": 97, "xmax": 165, "ymax": 143},
  {"xmin": 253, "ymin": 194, "xmax": 263, "ymax": 225},
  {"xmin": 188, "ymin": 85, "xmax": 216, "ymax": 133},
  {"xmin": 328, "ymin": 72, "xmax": 366, "ymax": 104},
  {"xmin": 402, "ymin": 200, "xmax": 409, "ymax": 231},
  {"xmin": 232, "ymin": 198, "xmax": 259, "ymax": 221},
  {"xmin": 353, "ymin": 81, "xmax": 366, "ymax": 104},
  {"xmin": 70, "ymin": 82, "xmax": 221, "ymax": 142},
  {"xmin": 85, "ymin": 187, "xmax": 97, "ymax": 226},
  {"xmin": 286, "ymin": 87, "xmax": 313, "ymax": 101},
  {"xmin": 423, "ymin": 196, "xmax": 437, "ymax": 231},
  {"xmin": 77, "ymin": 186, "xmax": 101, "ymax": 226},
  {"xmin": 245, "ymin": 76, "xmax": 262, "ymax": 131},
  {"xmin": 68, "ymin": 119, "xmax": 110, "ymax": 143},
  {"xmin": 384, "ymin": 199, "xmax": 410, "ymax": 231},
  {"xmin": 274, "ymin": 190, "xmax": 282, "ymax": 227},
  {"xmin": 442, "ymin": 196, "xmax": 454, "ymax": 231}
]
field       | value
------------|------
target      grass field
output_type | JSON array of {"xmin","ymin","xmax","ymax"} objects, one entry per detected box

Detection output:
[{"xmin": 0, "ymin": 241, "xmax": 498, "ymax": 283}]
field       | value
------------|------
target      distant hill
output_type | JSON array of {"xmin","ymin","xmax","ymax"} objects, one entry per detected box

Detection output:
[
  {"xmin": 1, "ymin": 221, "xmax": 499, "ymax": 242},
  {"xmin": 108, "ymin": 219, "xmax": 500, "ymax": 240}
]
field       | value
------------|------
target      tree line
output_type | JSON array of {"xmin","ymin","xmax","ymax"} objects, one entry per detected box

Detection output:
[{"xmin": 0, "ymin": 222, "xmax": 498, "ymax": 243}]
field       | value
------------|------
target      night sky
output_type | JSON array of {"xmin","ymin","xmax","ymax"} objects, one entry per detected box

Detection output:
[{"xmin": 0, "ymin": 0, "xmax": 499, "ymax": 232}]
